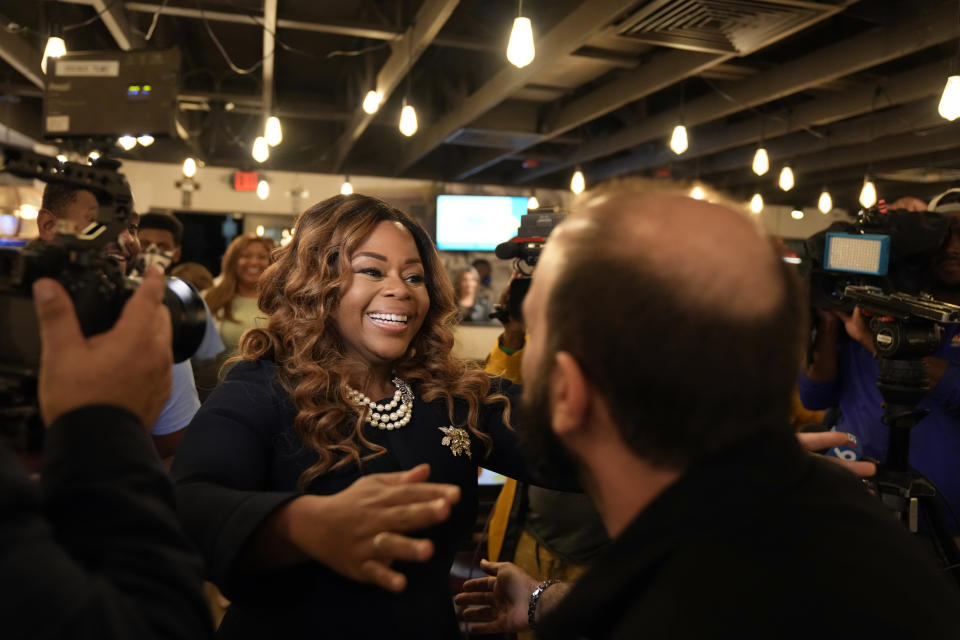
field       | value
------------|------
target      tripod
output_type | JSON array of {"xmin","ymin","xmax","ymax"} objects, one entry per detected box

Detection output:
[{"xmin": 867, "ymin": 320, "xmax": 960, "ymax": 587}]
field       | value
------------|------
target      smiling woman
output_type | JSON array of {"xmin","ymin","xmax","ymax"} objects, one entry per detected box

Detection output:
[
  {"xmin": 203, "ymin": 233, "xmax": 275, "ymax": 374},
  {"xmin": 171, "ymin": 194, "xmax": 541, "ymax": 638}
]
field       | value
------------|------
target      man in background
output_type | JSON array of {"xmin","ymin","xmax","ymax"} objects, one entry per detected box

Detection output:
[{"xmin": 139, "ymin": 212, "xmax": 225, "ymax": 388}]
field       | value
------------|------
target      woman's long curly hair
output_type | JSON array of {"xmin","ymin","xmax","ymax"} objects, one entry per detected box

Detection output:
[
  {"xmin": 204, "ymin": 233, "xmax": 275, "ymax": 322},
  {"xmin": 239, "ymin": 194, "xmax": 510, "ymax": 488}
]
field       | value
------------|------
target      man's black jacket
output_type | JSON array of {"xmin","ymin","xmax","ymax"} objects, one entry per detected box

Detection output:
[{"xmin": 0, "ymin": 406, "xmax": 212, "ymax": 639}]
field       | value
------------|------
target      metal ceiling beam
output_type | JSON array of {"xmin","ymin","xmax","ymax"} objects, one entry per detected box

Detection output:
[
  {"xmin": 178, "ymin": 92, "xmax": 354, "ymax": 122},
  {"xmin": 705, "ymin": 98, "xmax": 944, "ymax": 178},
  {"xmin": 518, "ymin": 1, "xmax": 960, "ymax": 184},
  {"xmin": 742, "ymin": 157, "xmax": 960, "ymax": 207},
  {"xmin": 61, "ymin": 0, "xmax": 145, "ymax": 50},
  {"xmin": 589, "ymin": 59, "xmax": 953, "ymax": 182},
  {"xmin": 0, "ymin": 83, "xmax": 43, "ymax": 98},
  {"xmin": 453, "ymin": 0, "xmax": 847, "ymax": 182},
  {"xmin": 0, "ymin": 27, "xmax": 43, "ymax": 88},
  {"xmin": 451, "ymin": 49, "xmax": 721, "ymax": 180},
  {"xmin": 393, "ymin": 0, "xmax": 639, "ymax": 176},
  {"xmin": 262, "ymin": 0, "xmax": 277, "ymax": 119},
  {"xmin": 124, "ymin": 2, "xmax": 404, "ymax": 40},
  {"xmin": 331, "ymin": 0, "xmax": 459, "ymax": 172},
  {"xmin": 720, "ymin": 121, "xmax": 960, "ymax": 191},
  {"xmin": 121, "ymin": 2, "xmax": 627, "ymax": 68}
]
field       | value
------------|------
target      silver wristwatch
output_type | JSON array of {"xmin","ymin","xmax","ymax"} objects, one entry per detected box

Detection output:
[{"xmin": 528, "ymin": 579, "xmax": 560, "ymax": 630}]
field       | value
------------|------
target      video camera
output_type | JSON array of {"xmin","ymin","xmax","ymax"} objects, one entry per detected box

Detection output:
[
  {"xmin": 803, "ymin": 201, "xmax": 960, "ymax": 579},
  {"xmin": 491, "ymin": 208, "xmax": 565, "ymax": 323},
  {"xmin": 0, "ymin": 143, "xmax": 206, "ymax": 449},
  {"xmin": 802, "ymin": 204, "xmax": 953, "ymax": 310}
]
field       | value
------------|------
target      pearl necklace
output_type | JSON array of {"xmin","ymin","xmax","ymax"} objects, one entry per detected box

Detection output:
[{"xmin": 345, "ymin": 377, "xmax": 414, "ymax": 430}]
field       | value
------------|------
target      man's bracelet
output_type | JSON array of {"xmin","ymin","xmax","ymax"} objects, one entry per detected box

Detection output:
[{"xmin": 528, "ymin": 579, "xmax": 560, "ymax": 630}]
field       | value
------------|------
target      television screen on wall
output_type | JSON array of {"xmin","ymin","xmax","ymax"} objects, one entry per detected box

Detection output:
[{"xmin": 435, "ymin": 194, "xmax": 528, "ymax": 251}]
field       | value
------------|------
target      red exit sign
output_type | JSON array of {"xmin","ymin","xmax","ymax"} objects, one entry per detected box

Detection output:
[{"xmin": 233, "ymin": 171, "xmax": 259, "ymax": 191}]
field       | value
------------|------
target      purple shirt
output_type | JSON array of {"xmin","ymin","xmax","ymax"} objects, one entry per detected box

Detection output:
[{"xmin": 798, "ymin": 326, "xmax": 960, "ymax": 523}]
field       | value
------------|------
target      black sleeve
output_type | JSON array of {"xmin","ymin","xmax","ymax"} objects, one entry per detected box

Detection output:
[
  {"xmin": 0, "ymin": 405, "xmax": 213, "ymax": 640},
  {"xmin": 170, "ymin": 362, "xmax": 300, "ymax": 594},
  {"xmin": 478, "ymin": 378, "xmax": 580, "ymax": 491}
]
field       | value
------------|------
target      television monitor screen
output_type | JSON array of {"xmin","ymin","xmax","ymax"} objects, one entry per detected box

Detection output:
[{"xmin": 435, "ymin": 195, "xmax": 528, "ymax": 251}]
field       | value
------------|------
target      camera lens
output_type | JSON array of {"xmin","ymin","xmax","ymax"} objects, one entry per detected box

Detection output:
[{"xmin": 163, "ymin": 277, "xmax": 207, "ymax": 363}]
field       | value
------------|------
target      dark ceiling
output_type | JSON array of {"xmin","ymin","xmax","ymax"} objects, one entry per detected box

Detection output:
[{"xmin": 1, "ymin": 0, "xmax": 960, "ymax": 209}]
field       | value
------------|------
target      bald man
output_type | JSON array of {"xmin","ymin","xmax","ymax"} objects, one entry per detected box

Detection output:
[{"xmin": 457, "ymin": 185, "xmax": 960, "ymax": 638}]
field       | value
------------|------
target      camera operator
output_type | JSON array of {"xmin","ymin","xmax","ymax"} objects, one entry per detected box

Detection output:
[
  {"xmin": 35, "ymin": 186, "xmax": 202, "ymax": 462},
  {"xmin": 799, "ymin": 198, "xmax": 960, "ymax": 527},
  {"xmin": 0, "ymin": 265, "xmax": 212, "ymax": 639}
]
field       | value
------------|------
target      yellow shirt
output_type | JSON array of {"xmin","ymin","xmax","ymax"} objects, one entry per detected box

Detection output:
[
  {"xmin": 484, "ymin": 336, "xmax": 525, "ymax": 561},
  {"xmin": 216, "ymin": 296, "xmax": 265, "ymax": 374},
  {"xmin": 484, "ymin": 337, "xmax": 525, "ymax": 385}
]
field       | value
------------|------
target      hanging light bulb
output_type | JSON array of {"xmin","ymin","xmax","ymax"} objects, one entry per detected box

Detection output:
[
  {"xmin": 859, "ymin": 177, "xmax": 877, "ymax": 208},
  {"xmin": 56, "ymin": 153, "xmax": 67, "ymax": 164},
  {"xmin": 570, "ymin": 169, "xmax": 586, "ymax": 195},
  {"xmin": 18, "ymin": 204, "xmax": 39, "ymax": 220},
  {"xmin": 87, "ymin": 150, "xmax": 100, "ymax": 163},
  {"xmin": 818, "ymin": 189, "xmax": 833, "ymax": 214},
  {"xmin": 265, "ymin": 116, "xmax": 283, "ymax": 146},
  {"xmin": 182, "ymin": 157, "xmax": 197, "ymax": 178},
  {"xmin": 938, "ymin": 76, "xmax": 960, "ymax": 121},
  {"xmin": 117, "ymin": 135, "xmax": 137, "ymax": 151},
  {"xmin": 41, "ymin": 36, "xmax": 66, "ymax": 75},
  {"xmin": 749, "ymin": 193, "xmax": 764, "ymax": 214},
  {"xmin": 669, "ymin": 124, "xmax": 688, "ymax": 155},
  {"xmin": 340, "ymin": 175, "xmax": 354, "ymax": 195},
  {"xmin": 527, "ymin": 195, "xmax": 539, "ymax": 210},
  {"xmin": 778, "ymin": 165, "xmax": 795, "ymax": 191},
  {"xmin": 362, "ymin": 90, "xmax": 383, "ymax": 115},
  {"xmin": 506, "ymin": 16, "xmax": 535, "ymax": 68},
  {"xmin": 399, "ymin": 101, "xmax": 418, "ymax": 137},
  {"xmin": 690, "ymin": 185, "xmax": 706, "ymax": 200},
  {"xmin": 252, "ymin": 136, "xmax": 270, "ymax": 163},
  {"xmin": 752, "ymin": 147, "xmax": 769, "ymax": 176},
  {"xmin": 256, "ymin": 179, "xmax": 270, "ymax": 200},
  {"xmin": 255, "ymin": 225, "xmax": 265, "ymax": 237},
  {"xmin": 137, "ymin": 135, "xmax": 154, "ymax": 147},
  {"xmin": 791, "ymin": 208, "xmax": 804, "ymax": 220}
]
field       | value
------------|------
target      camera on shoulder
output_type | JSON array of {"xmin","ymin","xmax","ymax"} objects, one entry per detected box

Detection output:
[
  {"xmin": 0, "ymin": 143, "xmax": 206, "ymax": 450},
  {"xmin": 491, "ymin": 208, "xmax": 565, "ymax": 324}
]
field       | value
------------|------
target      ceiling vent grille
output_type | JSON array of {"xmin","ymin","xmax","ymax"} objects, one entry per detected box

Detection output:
[{"xmin": 617, "ymin": 0, "xmax": 838, "ymax": 54}]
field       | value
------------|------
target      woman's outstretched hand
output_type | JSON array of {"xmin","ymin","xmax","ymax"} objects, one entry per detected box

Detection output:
[{"xmin": 264, "ymin": 463, "xmax": 460, "ymax": 592}]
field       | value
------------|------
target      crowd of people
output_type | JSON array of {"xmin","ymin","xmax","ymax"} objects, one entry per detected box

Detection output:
[{"xmin": 3, "ymin": 179, "xmax": 960, "ymax": 639}]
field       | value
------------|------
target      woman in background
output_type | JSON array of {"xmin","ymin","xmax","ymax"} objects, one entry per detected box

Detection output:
[
  {"xmin": 203, "ymin": 233, "xmax": 274, "ymax": 372},
  {"xmin": 454, "ymin": 266, "xmax": 494, "ymax": 324}
]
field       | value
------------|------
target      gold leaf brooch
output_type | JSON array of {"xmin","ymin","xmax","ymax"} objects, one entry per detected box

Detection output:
[{"xmin": 438, "ymin": 426, "xmax": 472, "ymax": 459}]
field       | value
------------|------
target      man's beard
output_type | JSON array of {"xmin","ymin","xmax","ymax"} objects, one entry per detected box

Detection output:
[{"xmin": 516, "ymin": 362, "xmax": 581, "ymax": 482}]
